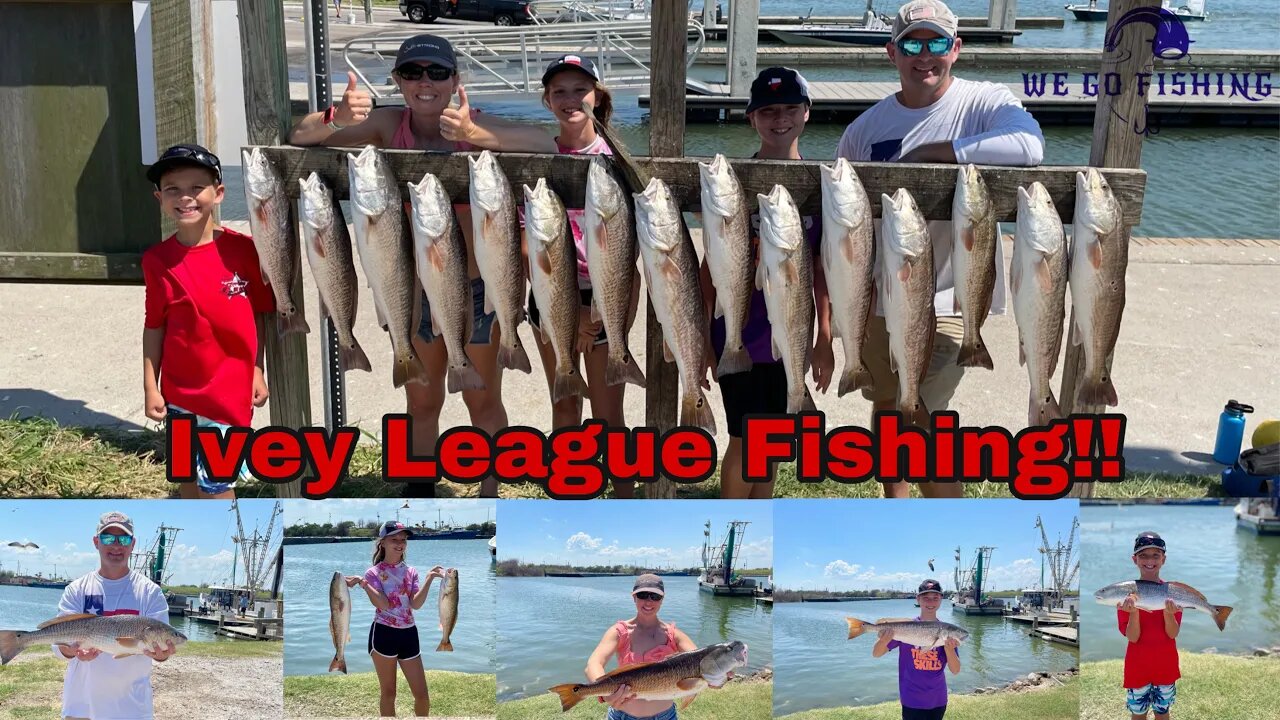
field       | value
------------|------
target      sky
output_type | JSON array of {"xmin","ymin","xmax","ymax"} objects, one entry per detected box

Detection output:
[
  {"xmin": 774, "ymin": 499, "xmax": 1080, "ymax": 593},
  {"xmin": 284, "ymin": 498, "xmax": 496, "ymax": 528},
  {"xmin": 0, "ymin": 499, "xmax": 281, "ymax": 586},
  {"xmin": 498, "ymin": 500, "xmax": 773, "ymax": 569}
]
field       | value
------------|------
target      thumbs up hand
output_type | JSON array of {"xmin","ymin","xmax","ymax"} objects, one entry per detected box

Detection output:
[
  {"xmin": 440, "ymin": 85, "xmax": 475, "ymax": 143},
  {"xmin": 334, "ymin": 71, "xmax": 373, "ymax": 126}
]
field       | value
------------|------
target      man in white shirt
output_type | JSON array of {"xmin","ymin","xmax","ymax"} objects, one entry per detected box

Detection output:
[
  {"xmin": 53, "ymin": 511, "xmax": 178, "ymax": 720},
  {"xmin": 836, "ymin": 0, "xmax": 1045, "ymax": 498}
]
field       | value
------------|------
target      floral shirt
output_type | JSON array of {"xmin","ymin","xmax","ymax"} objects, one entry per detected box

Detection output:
[{"xmin": 364, "ymin": 562, "xmax": 420, "ymax": 628}]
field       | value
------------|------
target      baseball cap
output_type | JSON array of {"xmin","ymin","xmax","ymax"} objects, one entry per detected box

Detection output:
[
  {"xmin": 379, "ymin": 521, "xmax": 415, "ymax": 540},
  {"xmin": 1133, "ymin": 531, "xmax": 1166, "ymax": 554},
  {"xmin": 395, "ymin": 34, "xmax": 457, "ymax": 71},
  {"xmin": 892, "ymin": 0, "xmax": 959, "ymax": 42},
  {"xmin": 97, "ymin": 511, "xmax": 135, "ymax": 537},
  {"xmin": 632, "ymin": 574, "xmax": 666, "ymax": 597},
  {"xmin": 746, "ymin": 67, "xmax": 811, "ymax": 114},
  {"xmin": 146, "ymin": 143, "xmax": 222, "ymax": 186},
  {"xmin": 541, "ymin": 54, "xmax": 600, "ymax": 86},
  {"xmin": 918, "ymin": 579, "xmax": 944, "ymax": 595}
]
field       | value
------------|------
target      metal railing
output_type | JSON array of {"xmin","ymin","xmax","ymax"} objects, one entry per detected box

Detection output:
[
  {"xmin": 341, "ymin": 19, "xmax": 707, "ymax": 97},
  {"xmin": 527, "ymin": 0, "xmax": 653, "ymax": 24}
]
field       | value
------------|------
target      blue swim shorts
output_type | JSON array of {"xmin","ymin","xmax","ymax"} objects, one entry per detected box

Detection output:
[
  {"xmin": 417, "ymin": 277, "xmax": 496, "ymax": 345},
  {"xmin": 167, "ymin": 405, "xmax": 253, "ymax": 495},
  {"xmin": 605, "ymin": 705, "xmax": 677, "ymax": 720},
  {"xmin": 1126, "ymin": 683, "xmax": 1176, "ymax": 715}
]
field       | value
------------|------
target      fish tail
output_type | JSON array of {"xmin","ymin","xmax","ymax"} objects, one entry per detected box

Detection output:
[
  {"xmin": 1029, "ymin": 391, "xmax": 1063, "ymax": 426},
  {"xmin": 789, "ymin": 387, "xmax": 817, "ymax": 414},
  {"xmin": 341, "ymin": 340, "xmax": 373, "ymax": 373},
  {"xmin": 277, "ymin": 307, "xmax": 312, "ymax": 337},
  {"xmin": 956, "ymin": 335, "xmax": 994, "ymax": 370},
  {"xmin": 681, "ymin": 392, "xmax": 717, "ymax": 435},
  {"xmin": 837, "ymin": 363, "xmax": 874, "ymax": 398},
  {"xmin": 328, "ymin": 655, "xmax": 347, "ymax": 674},
  {"xmin": 436, "ymin": 638, "xmax": 454, "ymax": 652},
  {"xmin": 607, "ymin": 352, "xmax": 647, "ymax": 389},
  {"xmin": 1212, "ymin": 605, "xmax": 1233, "ymax": 631},
  {"xmin": 498, "ymin": 341, "xmax": 533, "ymax": 374},
  {"xmin": 447, "ymin": 362, "xmax": 487, "ymax": 394},
  {"xmin": 846, "ymin": 617, "xmax": 869, "ymax": 640},
  {"xmin": 1079, "ymin": 376, "xmax": 1119, "ymax": 407},
  {"xmin": 394, "ymin": 352, "xmax": 430, "ymax": 389},
  {"xmin": 0, "ymin": 630, "xmax": 25, "ymax": 665},
  {"xmin": 551, "ymin": 369, "xmax": 589, "ymax": 405},
  {"xmin": 715, "ymin": 345, "xmax": 753, "ymax": 379},
  {"xmin": 548, "ymin": 683, "xmax": 584, "ymax": 712}
]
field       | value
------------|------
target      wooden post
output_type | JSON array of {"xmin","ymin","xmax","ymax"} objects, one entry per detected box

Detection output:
[
  {"xmin": 1062, "ymin": 0, "xmax": 1156, "ymax": 499},
  {"xmin": 987, "ymin": 0, "xmax": 1016, "ymax": 32},
  {"xmin": 726, "ymin": 0, "xmax": 760, "ymax": 102},
  {"xmin": 152, "ymin": 0, "xmax": 199, "ymax": 237},
  {"xmin": 364, "ymin": 0, "xmax": 372, "ymax": 24},
  {"xmin": 238, "ymin": 0, "xmax": 312, "ymax": 498},
  {"xmin": 645, "ymin": 0, "xmax": 689, "ymax": 499}
]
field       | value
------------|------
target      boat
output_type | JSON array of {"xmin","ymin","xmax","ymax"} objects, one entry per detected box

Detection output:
[
  {"xmin": 1235, "ymin": 491, "xmax": 1280, "ymax": 535},
  {"xmin": 1064, "ymin": 1, "xmax": 1108, "ymax": 22},
  {"xmin": 26, "ymin": 579, "xmax": 70, "ymax": 589},
  {"xmin": 488, "ymin": 536, "xmax": 497, "ymax": 559},
  {"xmin": 697, "ymin": 520, "xmax": 759, "ymax": 596},
  {"xmin": 1164, "ymin": 0, "xmax": 1208, "ymax": 21},
  {"xmin": 951, "ymin": 546, "xmax": 1007, "ymax": 615}
]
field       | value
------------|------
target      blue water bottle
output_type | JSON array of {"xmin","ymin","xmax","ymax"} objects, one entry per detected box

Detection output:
[{"xmin": 1213, "ymin": 400, "xmax": 1254, "ymax": 464}]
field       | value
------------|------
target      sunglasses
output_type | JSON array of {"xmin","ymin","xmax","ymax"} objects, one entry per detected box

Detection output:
[
  {"xmin": 99, "ymin": 534, "xmax": 134, "ymax": 546},
  {"xmin": 396, "ymin": 64, "xmax": 455, "ymax": 82},
  {"xmin": 634, "ymin": 591, "xmax": 663, "ymax": 601},
  {"xmin": 1134, "ymin": 537, "xmax": 1166, "ymax": 551},
  {"xmin": 896, "ymin": 36, "xmax": 955, "ymax": 57}
]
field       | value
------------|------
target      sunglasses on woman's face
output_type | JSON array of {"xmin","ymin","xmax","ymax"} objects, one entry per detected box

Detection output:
[
  {"xmin": 896, "ymin": 36, "xmax": 955, "ymax": 57},
  {"xmin": 99, "ymin": 534, "xmax": 134, "ymax": 546},
  {"xmin": 396, "ymin": 64, "xmax": 454, "ymax": 82},
  {"xmin": 634, "ymin": 592, "xmax": 663, "ymax": 602}
]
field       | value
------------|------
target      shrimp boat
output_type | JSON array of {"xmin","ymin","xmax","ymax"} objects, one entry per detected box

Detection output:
[{"xmin": 698, "ymin": 520, "xmax": 760, "ymax": 596}]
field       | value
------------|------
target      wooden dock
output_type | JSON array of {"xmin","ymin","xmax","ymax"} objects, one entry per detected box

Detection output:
[
  {"xmin": 701, "ymin": 16, "xmax": 1062, "ymax": 41},
  {"xmin": 215, "ymin": 617, "xmax": 284, "ymax": 641},
  {"xmin": 640, "ymin": 81, "xmax": 1280, "ymax": 126},
  {"xmin": 1028, "ymin": 625, "xmax": 1079, "ymax": 647},
  {"xmin": 1006, "ymin": 613, "xmax": 1074, "ymax": 625},
  {"xmin": 692, "ymin": 46, "xmax": 1280, "ymax": 71}
]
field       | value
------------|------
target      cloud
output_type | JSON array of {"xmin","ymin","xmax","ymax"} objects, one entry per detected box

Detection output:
[
  {"xmin": 63, "ymin": 543, "xmax": 77, "ymax": 552},
  {"xmin": 825, "ymin": 560, "xmax": 861, "ymax": 576},
  {"xmin": 566, "ymin": 532, "xmax": 603, "ymax": 551}
]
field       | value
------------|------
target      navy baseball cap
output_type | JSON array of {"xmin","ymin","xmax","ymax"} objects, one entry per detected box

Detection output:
[
  {"xmin": 541, "ymin": 54, "xmax": 600, "ymax": 86},
  {"xmin": 1133, "ymin": 532, "xmax": 1166, "ymax": 554},
  {"xmin": 379, "ymin": 521, "xmax": 415, "ymax": 539},
  {"xmin": 746, "ymin": 67, "xmax": 812, "ymax": 113},
  {"xmin": 395, "ymin": 35, "xmax": 457, "ymax": 71},
  {"xmin": 918, "ymin": 579, "xmax": 944, "ymax": 595},
  {"xmin": 147, "ymin": 143, "xmax": 222, "ymax": 186}
]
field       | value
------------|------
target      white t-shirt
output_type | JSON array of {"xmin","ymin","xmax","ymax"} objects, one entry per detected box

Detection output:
[
  {"xmin": 836, "ymin": 77, "xmax": 1046, "ymax": 317},
  {"xmin": 51, "ymin": 570, "xmax": 170, "ymax": 720}
]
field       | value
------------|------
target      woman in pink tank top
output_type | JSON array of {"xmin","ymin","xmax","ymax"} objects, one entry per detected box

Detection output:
[
  {"xmin": 584, "ymin": 575, "xmax": 698, "ymax": 719},
  {"xmin": 285, "ymin": 35, "xmax": 551, "ymax": 500}
]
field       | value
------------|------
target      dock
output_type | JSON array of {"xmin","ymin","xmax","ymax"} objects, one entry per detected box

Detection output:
[
  {"xmin": 701, "ymin": 16, "xmax": 1060, "ymax": 42},
  {"xmin": 640, "ymin": 81, "xmax": 1280, "ymax": 126},
  {"xmin": 692, "ymin": 46, "xmax": 1280, "ymax": 70},
  {"xmin": 215, "ymin": 617, "xmax": 284, "ymax": 641},
  {"xmin": 1028, "ymin": 625, "xmax": 1079, "ymax": 647},
  {"xmin": 1006, "ymin": 612, "xmax": 1075, "ymax": 625}
]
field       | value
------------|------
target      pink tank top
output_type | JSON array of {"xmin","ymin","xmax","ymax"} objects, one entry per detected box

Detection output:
[
  {"xmin": 615, "ymin": 620, "xmax": 678, "ymax": 665},
  {"xmin": 392, "ymin": 107, "xmax": 475, "ymax": 215}
]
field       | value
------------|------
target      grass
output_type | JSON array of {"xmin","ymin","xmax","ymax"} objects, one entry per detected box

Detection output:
[
  {"xmin": 777, "ymin": 676, "xmax": 1078, "ymax": 720},
  {"xmin": 497, "ymin": 679, "xmax": 770, "ymax": 720},
  {"xmin": 0, "ymin": 415, "xmax": 1228, "ymax": 499},
  {"xmin": 0, "ymin": 656, "xmax": 63, "ymax": 720},
  {"xmin": 284, "ymin": 670, "xmax": 496, "ymax": 718},
  {"xmin": 1080, "ymin": 653, "xmax": 1280, "ymax": 720},
  {"xmin": 180, "ymin": 639, "xmax": 284, "ymax": 659}
]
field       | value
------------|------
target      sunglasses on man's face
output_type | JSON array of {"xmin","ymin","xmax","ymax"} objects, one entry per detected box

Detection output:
[
  {"xmin": 896, "ymin": 36, "xmax": 955, "ymax": 57},
  {"xmin": 397, "ymin": 64, "xmax": 454, "ymax": 82},
  {"xmin": 99, "ymin": 534, "xmax": 134, "ymax": 546},
  {"xmin": 634, "ymin": 591, "xmax": 663, "ymax": 602}
]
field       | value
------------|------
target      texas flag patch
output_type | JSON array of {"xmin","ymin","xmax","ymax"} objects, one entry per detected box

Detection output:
[{"xmin": 769, "ymin": 77, "xmax": 782, "ymax": 90}]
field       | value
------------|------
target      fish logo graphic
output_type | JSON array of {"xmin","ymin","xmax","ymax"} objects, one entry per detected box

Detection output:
[{"xmin": 1105, "ymin": 7, "xmax": 1192, "ymax": 61}]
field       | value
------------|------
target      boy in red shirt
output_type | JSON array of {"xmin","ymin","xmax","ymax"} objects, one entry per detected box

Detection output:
[
  {"xmin": 1118, "ymin": 531, "xmax": 1182, "ymax": 719},
  {"xmin": 141, "ymin": 144, "xmax": 275, "ymax": 499}
]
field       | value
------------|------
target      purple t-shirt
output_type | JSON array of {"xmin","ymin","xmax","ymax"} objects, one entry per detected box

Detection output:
[
  {"xmin": 887, "ymin": 617, "xmax": 955, "ymax": 710},
  {"xmin": 709, "ymin": 210, "xmax": 822, "ymax": 364},
  {"xmin": 364, "ymin": 562, "xmax": 420, "ymax": 628}
]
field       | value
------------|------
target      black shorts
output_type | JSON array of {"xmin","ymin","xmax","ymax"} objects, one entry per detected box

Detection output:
[
  {"xmin": 527, "ymin": 288, "xmax": 607, "ymax": 346},
  {"xmin": 902, "ymin": 706, "xmax": 946, "ymax": 720},
  {"xmin": 718, "ymin": 361, "xmax": 787, "ymax": 438},
  {"xmin": 368, "ymin": 622, "xmax": 420, "ymax": 661}
]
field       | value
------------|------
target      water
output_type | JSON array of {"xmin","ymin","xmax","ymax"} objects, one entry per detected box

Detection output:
[
  {"xmin": 495, "ymin": 575, "xmax": 773, "ymax": 702},
  {"xmin": 0, "ymin": 584, "xmax": 226, "ymax": 644},
  {"xmin": 1079, "ymin": 503, "xmax": 1280, "ymax": 661},
  {"xmin": 282, "ymin": 539, "xmax": 496, "ymax": 677},
  {"xmin": 772, "ymin": 598, "xmax": 1079, "ymax": 714}
]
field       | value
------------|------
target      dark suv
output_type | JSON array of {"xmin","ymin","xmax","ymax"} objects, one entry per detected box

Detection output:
[{"xmin": 399, "ymin": 0, "xmax": 535, "ymax": 26}]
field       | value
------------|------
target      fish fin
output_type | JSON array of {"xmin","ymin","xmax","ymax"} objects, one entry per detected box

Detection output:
[
  {"xmin": 755, "ymin": 259, "xmax": 767, "ymax": 293},
  {"xmin": 1018, "ymin": 343, "xmax": 1026, "ymax": 367},
  {"xmin": 113, "ymin": 653, "xmax": 138, "ymax": 659},
  {"xmin": 837, "ymin": 363, "xmax": 874, "ymax": 398},
  {"xmin": 876, "ymin": 617, "xmax": 914, "ymax": 624},
  {"xmin": 394, "ymin": 351, "xmax": 430, "ymax": 389},
  {"xmin": 713, "ymin": 299, "xmax": 724, "ymax": 320},
  {"xmin": 661, "ymin": 255, "xmax": 682, "ymax": 287},
  {"xmin": 783, "ymin": 257, "xmax": 799, "ymax": 285},
  {"xmin": 548, "ymin": 683, "xmax": 583, "ymax": 712},
  {"xmin": 1010, "ymin": 260, "xmax": 1020, "ymax": 296},
  {"xmin": 1212, "ymin": 605, "xmax": 1233, "ymax": 631},
  {"xmin": 590, "ymin": 301, "xmax": 602, "ymax": 324},
  {"xmin": 607, "ymin": 352, "xmax": 647, "ymax": 389},
  {"xmin": 536, "ymin": 248, "xmax": 553, "ymax": 277},
  {"xmin": 841, "ymin": 231, "xmax": 857, "ymax": 264},
  {"xmin": 483, "ymin": 292, "xmax": 495, "ymax": 316},
  {"xmin": 115, "ymin": 637, "xmax": 140, "ymax": 648},
  {"xmin": 278, "ymin": 308, "xmax": 311, "ymax": 337},
  {"xmin": 898, "ymin": 262, "xmax": 911, "ymax": 284},
  {"xmin": 962, "ymin": 226, "xmax": 976, "ymax": 252},
  {"xmin": 552, "ymin": 369, "xmax": 589, "ymax": 404},
  {"xmin": 311, "ymin": 233, "xmax": 327, "ymax": 261},
  {"xmin": 1088, "ymin": 238, "xmax": 1104, "ymax": 269},
  {"xmin": 716, "ymin": 345, "xmax": 753, "ymax": 378},
  {"xmin": 1035, "ymin": 255, "xmax": 1053, "ymax": 294},
  {"xmin": 1166, "ymin": 582, "xmax": 1210, "ymax": 605},
  {"xmin": 498, "ymin": 338, "xmax": 533, "ymax": 374},
  {"xmin": 799, "ymin": 388, "xmax": 818, "ymax": 413},
  {"xmin": 680, "ymin": 693, "xmax": 699, "ymax": 710},
  {"xmin": 845, "ymin": 617, "xmax": 869, "ymax": 640},
  {"xmin": 429, "ymin": 310, "xmax": 442, "ymax": 340},
  {"xmin": 254, "ymin": 205, "xmax": 269, "ymax": 224},
  {"xmin": 771, "ymin": 338, "xmax": 782, "ymax": 362},
  {"xmin": 677, "ymin": 678, "xmax": 703, "ymax": 691},
  {"xmin": 36, "ymin": 614, "xmax": 99, "ymax": 630},
  {"xmin": 663, "ymin": 340, "xmax": 675, "ymax": 364},
  {"xmin": 338, "ymin": 334, "xmax": 371, "ymax": 372},
  {"xmin": 447, "ymin": 359, "xmax": 487, "ymax": 395},
  {"xmin": 956, "ymin": 337, "xmax": 994, "ymax": 370},
  {"xmin": 1072, "ymin": 318, "xmax": 1085, "ymax": 346},
  {"xmin": 427, "ymin": 243, "xmax": 447, "ymax": 273},
  {"xmin": 1030, "ymin": 391, "xmax": 1063, "ymax": 426},
  {"xmin": 436, "ymin": 639, "xmax": 454, "ymax": 652},
  {"xmin": 953, "ymin": 295, "xmax": 961, "ymax": 315},
  {"xmin": 1080, "ymin": 376, "xmax": 1119, "ymax": 408},
  {"xmin": 681, "ymin": 392, "xmax": 717, "ymax": 435},
  {"xmin": 0, "ymin": 630, "xmax": 23, "ymax": 665},
  {"xmin": 329, "ymin": 656, "xmax": 347, "ymax": 674}
]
